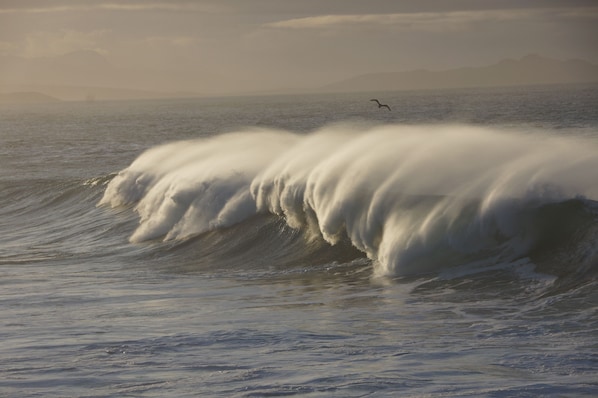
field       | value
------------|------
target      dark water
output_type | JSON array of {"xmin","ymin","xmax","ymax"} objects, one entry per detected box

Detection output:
[{"xmin": 1, "ymin": 85, "xmax": 597, "ymax": 397}]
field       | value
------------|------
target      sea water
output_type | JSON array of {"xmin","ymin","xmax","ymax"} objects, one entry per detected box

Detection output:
[{"xmin": 1, "ymin": 85, "xmax": 597, "ymax": 397}]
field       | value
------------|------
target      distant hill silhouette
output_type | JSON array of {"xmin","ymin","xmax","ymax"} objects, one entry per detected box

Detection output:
[
  {"xmin": 0, "ymin": 91, "xmax": 60, "ymax": 104},
  {"xmin": 320, "ymin": 54, "xmax": 598, "ymax": 93},
  {"xmin": 0, "ymin": 84, "xmax": 201, "ymax": 102},
  {"xmin": 2, "ymin": 52, "xmax": 596, "ymax": 101},
  {"xmin": 0, "ymin": 50, "xmax": 224, "ymax": 100}
]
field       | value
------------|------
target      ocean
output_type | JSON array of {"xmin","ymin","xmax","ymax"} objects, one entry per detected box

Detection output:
[{"xmin": 1, "ymin": 84, "xmax": 597, "ymax": 397}]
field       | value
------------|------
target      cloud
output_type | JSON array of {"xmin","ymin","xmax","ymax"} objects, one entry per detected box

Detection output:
[
  {"xmin": 0, "ymin": 1, "xmax": 225, "ymax": 14},
  {"xmin": 264, "ymin": 7, "xmax": 598, "ymax": 32},
  {"xmin": 97, "ymin": 2, "xmax": 223, "ymax": 12},
  {"xmin": 0, "ymin": 41, "xmax": 19, "ymax": 55},
  {"xmin": 136, "ymin": 35, "xmax": 204, "ymax": 49},
  {"xmin": 18, "ymin": 29, "xmax": 110, "ymax": 58}
]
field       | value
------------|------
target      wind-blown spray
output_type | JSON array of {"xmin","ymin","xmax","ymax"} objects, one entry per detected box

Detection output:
[{"xmin": 101, "ymin": 124, "xmax": 598, "ymax": 275}]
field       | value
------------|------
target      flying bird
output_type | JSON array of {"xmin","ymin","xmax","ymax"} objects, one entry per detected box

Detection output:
[{"xmin": 370, "ymin": 99, "xmax": 391, "ymax": 111}]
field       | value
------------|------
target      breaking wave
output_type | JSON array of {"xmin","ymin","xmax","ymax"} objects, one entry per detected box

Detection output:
[{"xmin": 100, "ymin": 124, "xmax": 598, "ymax": 276}]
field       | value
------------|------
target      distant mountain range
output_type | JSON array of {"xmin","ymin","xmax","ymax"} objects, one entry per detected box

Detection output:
[
  {"xmin": 0, "ymin": 84, "xmax": 197, "ymax": 103},
  {"xmin": 0, "ymin": 50, "xmax": 217, "ymax": 101},
  {"xmin": 321, "ymin": 54, "xmax": 598, "ymax": 93},
  {"xmin": 1, "ymin": 52, "xmax": 597, "ymax": 102},
  {"xmin": 0, "ymin": 91, "xmax": 61, "ymax": 104}
]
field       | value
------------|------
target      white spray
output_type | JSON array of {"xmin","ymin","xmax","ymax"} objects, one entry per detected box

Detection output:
[{"xmin": 101, "ymin": 124, "xmax": 598, "ymax": 275}]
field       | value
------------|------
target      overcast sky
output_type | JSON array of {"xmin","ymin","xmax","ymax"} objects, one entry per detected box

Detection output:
[{"xmin": 1, "ymin": 0, "xmax": 597, "ymax": 93}]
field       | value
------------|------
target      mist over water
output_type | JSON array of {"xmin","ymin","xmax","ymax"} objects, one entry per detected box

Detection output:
[{"xmin": 101, "ymin": 123, "xmax": 598, "ymax": 276}]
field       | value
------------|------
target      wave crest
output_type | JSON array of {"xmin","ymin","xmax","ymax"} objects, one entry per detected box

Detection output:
[{"xmin": 100, "ymin": 124, "xmax": 598, "ymax": 275}]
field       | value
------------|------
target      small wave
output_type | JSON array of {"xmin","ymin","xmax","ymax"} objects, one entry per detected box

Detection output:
[
  {"xmin": 1, "ymin": 175, "xmax": 133, "ymax": 265},
  {"xmin": 100, "ymin": 124, "xmax": 598, "ymax": 276}
]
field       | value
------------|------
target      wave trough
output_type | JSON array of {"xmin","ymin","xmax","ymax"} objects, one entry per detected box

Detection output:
[{"xmin": 100, "ymin": 124, "xmax": 598, "ymax": 276}]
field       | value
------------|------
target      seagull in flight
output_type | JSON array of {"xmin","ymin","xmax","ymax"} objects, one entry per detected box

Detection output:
[{"xmin": 370, "ymin": 99, "xmax": 391, "ymax": 111}]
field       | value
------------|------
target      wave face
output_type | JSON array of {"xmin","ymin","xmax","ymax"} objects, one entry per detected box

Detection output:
[{"xmin": 100, "ymin": 124, "xmax": 598, "ymax": 276}]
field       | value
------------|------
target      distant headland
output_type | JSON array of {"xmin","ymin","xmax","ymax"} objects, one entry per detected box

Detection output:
[
  {"xmin": 0, "ymin": 91, "xmax": 61, "ymax": 104},
  {"xmin": 319, "ymin": 54, "xmax": 598, "ymax": 93}
]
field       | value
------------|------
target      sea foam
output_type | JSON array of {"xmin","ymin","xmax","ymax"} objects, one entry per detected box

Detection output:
[{"xmin": 100, "ymin": 124, "xmax": 598, "ymax": 275}]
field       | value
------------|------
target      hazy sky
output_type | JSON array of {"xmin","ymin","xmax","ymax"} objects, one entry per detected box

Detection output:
[{"xmin": 1, "ymin": 0, "xmax": 597, "ymax": 93}]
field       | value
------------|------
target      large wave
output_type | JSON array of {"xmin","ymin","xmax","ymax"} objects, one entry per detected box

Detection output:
[{"xmin": 100, "ymin": 124, "xmax": 598, "ymax": 276}]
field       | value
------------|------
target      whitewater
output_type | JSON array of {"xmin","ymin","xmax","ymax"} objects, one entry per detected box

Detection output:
[
  {"xmin": 102, "ymin": 124, "xmax": 598, "ymax": 277},
  {"xmin": 1, "ymin": 85, "xmax": 597, "ymax": 397}
]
